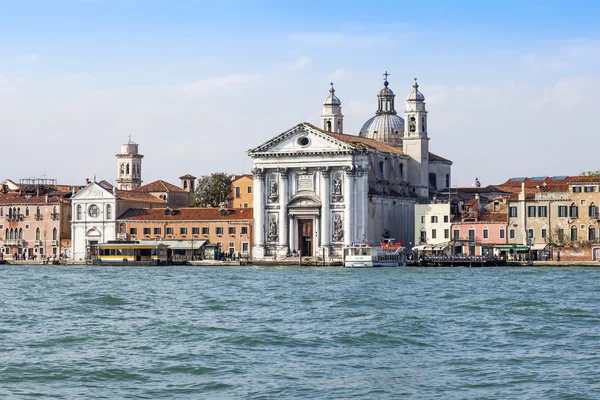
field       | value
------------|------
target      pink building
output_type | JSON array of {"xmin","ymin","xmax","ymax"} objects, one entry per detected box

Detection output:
[{"xmin": 451, "ymin": 195, "xmax": 508, "ymax": 256}]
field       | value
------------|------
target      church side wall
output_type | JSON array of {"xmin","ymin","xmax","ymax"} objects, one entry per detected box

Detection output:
[{"xmin": 367, "ymin": 196, "xmax": 415, "ymax": 247}]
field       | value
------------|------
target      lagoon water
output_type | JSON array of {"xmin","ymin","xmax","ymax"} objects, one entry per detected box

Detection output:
[{"xmin": 1, "ymin": 265, "xmax": 600, "ymax": 399}]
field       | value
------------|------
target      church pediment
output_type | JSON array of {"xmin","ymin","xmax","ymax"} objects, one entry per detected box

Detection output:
[
  {"xmin": 72, "ymin": 182, "xmax": 115, "ymax": 200},
  {"xmin": 287, "ymin": 192, "xmax": 322, "ymax": 208},
  {"xmin": 247, "ymin": 122, "xmax": 356, "ymax": 156}
]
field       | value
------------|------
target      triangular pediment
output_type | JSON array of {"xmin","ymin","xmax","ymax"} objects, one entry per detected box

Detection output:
[
  {"xmin": 248, "ymin": 122, "xmax": 357, "ymax": 156},
  {"xmin": 72, "ymin": 182, "xmax": 115, "ymax": 200}
]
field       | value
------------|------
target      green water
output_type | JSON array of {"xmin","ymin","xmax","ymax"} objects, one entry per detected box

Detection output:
[{"xmin": 1, "ymin": 266, "xmax": 599, "ymax": 399}]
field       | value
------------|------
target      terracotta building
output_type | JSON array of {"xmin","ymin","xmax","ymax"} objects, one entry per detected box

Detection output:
[
  {"xmin": 117, "ymin": 207, "xmax": 254, "ymax": 256},
  {"xmin": 0, "ymin": 179, "xmax": 79, "ymax": 259},
  {"xmin": 230, "ymin": 174, "xmax": 253, "ymax": 208}
]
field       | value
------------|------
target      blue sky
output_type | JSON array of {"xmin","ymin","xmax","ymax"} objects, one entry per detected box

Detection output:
[{"xmin": 1, "ymin": 0, "xmax": 600, "ymax": 186}]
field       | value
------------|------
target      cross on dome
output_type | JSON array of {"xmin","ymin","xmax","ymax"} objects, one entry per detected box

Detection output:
[{"xmin": 383, "ymin": 71, "xmax": 390, "ymax": 86}]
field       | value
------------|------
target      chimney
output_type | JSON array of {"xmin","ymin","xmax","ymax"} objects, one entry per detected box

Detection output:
[
  {"xmin": 45, "ymin": 195, "xmax": 48, "ymax": 203},
  {"xmin": 86, "ymin": 178, "xmax": 90, "ymax": 184}
]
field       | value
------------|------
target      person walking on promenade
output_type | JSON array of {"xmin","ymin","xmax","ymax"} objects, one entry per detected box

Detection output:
[{"xmin": 557, "ymin": 251, "xmax": 561, "ymax": 262}]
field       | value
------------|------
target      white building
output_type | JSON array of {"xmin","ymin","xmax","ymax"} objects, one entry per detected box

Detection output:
[
  {"xmin": 248, "ymin": 75, "xmax": 452, "ymax": 259},
  {"xmin": 414, "ymin": 203, "xmax": 452, "ymax": 249}
]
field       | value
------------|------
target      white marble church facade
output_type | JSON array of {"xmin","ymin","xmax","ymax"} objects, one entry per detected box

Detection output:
[{"xmin": 248, "ymin": 77, "xmax": 452, "ymax": 259}]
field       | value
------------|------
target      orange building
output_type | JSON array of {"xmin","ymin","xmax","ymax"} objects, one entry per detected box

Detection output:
[
  {"xmin": 0, "ymin": 179, "xmax": 78, "ymax": 259},
  {"xmin": 117, "ymin": 207, "xmax": 254, "ymax": 256},
  {"xmin": 230, "ymin": 174, "xmax": 253, "ymax": 208}
]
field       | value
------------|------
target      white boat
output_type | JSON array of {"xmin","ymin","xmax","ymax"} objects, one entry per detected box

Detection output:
[{"xmin": 343, "ymin": 239, "xmax": 406, "ymax": 268}]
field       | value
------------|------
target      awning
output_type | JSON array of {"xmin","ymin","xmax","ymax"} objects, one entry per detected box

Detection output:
[
  {"xmin": 530, "ymin": 244, "xmax": 548, "ymax": 251},
  {"xmin": 412, "ymin": 245, "xmax": 427, "ymax": 251},
  {"xmin": 495, "ymin": 245, "xmax": 530, "ymax": 251},
  {"xmin": 136, "ymin": 240, "xmax": 207, "ymax": 250}
]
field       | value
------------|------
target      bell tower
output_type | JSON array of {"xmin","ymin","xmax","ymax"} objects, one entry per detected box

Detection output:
[
  {"xmin": 116, "ymin": 136, "xmax": 144, "ymax": 190},
  {"xmin": 403, "ymin": 78, "xmax": 430, "ymax": 198},
  {"xmin": 321, "ymin": 83, "xmax": 344, "ymax": 133}
]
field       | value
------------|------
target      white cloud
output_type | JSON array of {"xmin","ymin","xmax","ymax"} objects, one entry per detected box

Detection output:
[
  {"xmin": 16, "ymin": 53, "xmax": 40, "ymax": 62},
  {"xmin": 328, "ymin": 68, "xmax": 352, "ymax": 82}
]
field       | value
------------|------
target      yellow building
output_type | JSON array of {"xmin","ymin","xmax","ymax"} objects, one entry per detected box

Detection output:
[{"xmin": 230, "ymin": 174, "xmax": 253, "ymax": 208}]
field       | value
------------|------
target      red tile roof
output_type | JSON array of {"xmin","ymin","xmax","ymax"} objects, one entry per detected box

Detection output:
[
  {"xmin": 133, "ymin": 180, "xmax": 187, "ymax": 193},
  {"xmin": 118, "ymin": 207, "xmax": 254, "ymax": 221},
  {"xmin": 115, "ymin": 190, "xmax": 168, "ymax": 203},
  {"xmin": 179, "ymin": 174, "xmax": 197, "ymax": 179}
]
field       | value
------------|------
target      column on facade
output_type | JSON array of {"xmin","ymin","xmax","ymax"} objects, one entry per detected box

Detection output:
[
  {"xmin": 278, "ymin": 169, "xmax": 289, "ymax": 251},
  {"xmin": 320, "ymin": 168, "xmax": 330, "ymax": 250},
  {"xmin": 344, "ymin": 167, "xmax": 354, "ymax": 245},
  {"xmin": 356, "ymin": 171, "xmax": 367, "ymax": 242},
  {"xmin": 253, "ymin": 171, "xmax": 265, "ymax": 247}
]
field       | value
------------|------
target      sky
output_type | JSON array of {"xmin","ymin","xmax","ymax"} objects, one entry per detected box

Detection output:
[{"xmin": 1, "ymin": 0, "xmax": 600, "ymax": 188}]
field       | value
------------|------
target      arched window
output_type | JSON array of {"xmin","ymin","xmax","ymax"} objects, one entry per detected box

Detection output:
[
  {"xmin": 17, "ymin": 207, "xmax": 20, "ymax": 216},
  {"xmin": 9, "ymin": 228, "xmax": 14, "ymax": 240},
  {"xmin": 589, "ymin": 203, "xmax": 597, "ymax": 217},
  {"xmin": 106, "ymin": 204, "xmax": 112, "ymax": 219},
  {"xmin": 4, "ymin": 228, "xmax": 8, "ymax": 239},
  {"xmin": 8, "ymin": 208, "xmax": 11, "ymax": 217},
  {"xmin": 36, "ymin": 228, "xmax": 40, "ymax": 241},
  {"xmin": 126, "ymin": 164, "xmax": 130, "ymax": 174},
  {"xmin": 589, "ymin": 226, "xmax": 596, "ymax": 241},
  {"xmin": 36, "ymin": 206, "xmax": 40, "ymax": 217},
  {"xmin": 569, "ymin": 203, "xmax": 579, "ymax": 218},
  {"xmin": 76, "ymin": 205, "xmax": 82, "ymax": 220},
  {"xmin": 25, "ymin": 207, "xmax": 29, "ymax": 216},
  {"xmin": 19, "ymin": 228, "xmax": 23, "ymax": 239},
  {"xmin": 326, "ymin": 121, "xmax": 332, "ymax": 132},
  {"xmin": 52, "ymin": 228, "xmax": 57, "ymax": 241},
  {"xmin": 570, "ymin": 226, "xmax": 578, "ymax": 241},
  {"xmin": 0, "ymin": 208, "xmax": 3, "ymax": 216},
  {"xmin": 183, "ymin": 181, "xmax": 188, "ymax": 189}
]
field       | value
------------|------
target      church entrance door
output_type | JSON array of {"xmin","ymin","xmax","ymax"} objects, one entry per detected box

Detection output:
[{"xmin": 298, "ymin": 219, "xmax": 313, "ymax": 257}]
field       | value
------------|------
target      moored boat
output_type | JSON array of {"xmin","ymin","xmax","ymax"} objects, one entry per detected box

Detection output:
[{"xmin": 343, "ymin": 239, "xmax": 406, "ymax": 268}]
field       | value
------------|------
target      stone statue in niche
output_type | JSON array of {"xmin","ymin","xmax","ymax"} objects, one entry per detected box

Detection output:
[
  {"xmin": 332, "ymin": 174, "xmax": 343, "ymax": 202},
  {"xmin": 268, "ymin": 214, "xmax": 278, "ymax": 241},
  {"xmin": 409, "ymin": 116, "xmax": 416, "ymax": 133},
  {"xmin": 268, "ymin": 175, "xmax": 278, "ymax": 202},
  {"xmin": 333, "ymin": 213, "xmax": 343, "ymax": 241}
]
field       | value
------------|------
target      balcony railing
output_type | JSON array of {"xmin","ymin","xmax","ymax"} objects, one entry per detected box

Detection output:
[
  {"xmin": 5, "ymin": 214, "xmax": 23, "ymax": 222},
  {"xmin": 34, "ymin": 240, "xmax": 42, "ymax": 246},
  {"xmin": 3, "ymin": 239, "xmax": 24, "ymax": 246},
  {"xmin": 34, "ymin": 214, "xmax": 43, "ymax": 221},
  {"xmin": 117, "ymin": 233, "xmax": 129, "ymax": 240},
  {"xmin": 51, "ymin": 213, "xmax": 60, "ymax": 220},
  {"xmin": 50, "ymin": 240, "xmax": 59, "ymax": 246}
]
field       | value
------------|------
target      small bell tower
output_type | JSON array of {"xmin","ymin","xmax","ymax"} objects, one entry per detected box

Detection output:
[
  {"xmin": 116, "ymin": 136, "xmax": 144, "ymax": 190},
  {"xmin": 321, "ymin": 83, "xmax": 344, "ymax": 133},
  {"xmin": 403, "ymin": 78, "xmax": 430, "ymax": 198}
]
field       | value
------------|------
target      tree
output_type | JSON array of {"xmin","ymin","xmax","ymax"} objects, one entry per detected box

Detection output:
[
  {"xmin": 545, "ymin": 227, "xmax": 568, "ymax": 248},
  {"xmin": 580, "ymin": 170, "xmax": 600, "ymax": 177},
  {"xmin": 194, "ymin": 173, "xmax": 233, "ymax": 207}
]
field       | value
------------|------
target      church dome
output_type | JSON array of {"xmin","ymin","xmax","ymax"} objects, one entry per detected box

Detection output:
[
  {"xmin": 359, "ymin": 72, "xmax": 404, "ymax": 145},
  {"xmin": 407, "ymin": 78, "xmax": 425, "ymax": 101},
  {"xmin": 323, "ymin": 84, "xmax": 341, "ymax": 106},
  {"xmin": 359, "ymin": 114, "xmax": 404, "ymax": 146}
]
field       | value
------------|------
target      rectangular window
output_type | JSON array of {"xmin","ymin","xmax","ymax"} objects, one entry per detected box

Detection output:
[
  {"xmin": 444, "ymin": 215, "xmax": 449, "ymax": 223},
  {"xmin": 216, "ymin": 227, "xmax": 223, "ymax": 235},
  {"xmin": 143, "ymin": 227, "xmax": 151, "ymax": 235},
  {"xmin": 242, "ymin": 242, "xmax": 249, "ymax": 252},
  {"xmin": 229, "ymin": 242, "xmax": 235, "ymax": 253},
  {"xmin": 192, "ymin": 227, "xmax": 200, "ymax": 235},
  {"xmin": 228, "ymin": 227, "xmax": 236, "ymax": 235},
  {"xmin": 244, "ymin": 203, "xmax": 248, "ymax": 208},
  {"xmin": 453, "ymin": 230, "xmax": 460, "ymax": 240},
  {"xmin": 431, "ymin": 229, "xmax": 437, "ymax": 239},
  {"xmin": 180, "ymin": 227, "xmax": 187, "ymax": 235},
  {"xmin": 558, "ymin": 228, "xmax": 565, "ymax": 241},
  {"xmin": 431, "ymin": 216, "xmax": 438, "ymax": 223},
  {"xmin": 571, "ymin": 227, "xmax": 578, "ymax": 241},
  {"xmin": 130, "ymin": 228, "xmax": 137, "ymax": 235},
  {"xmin": 468, "ymin": 230, "xmax": 475, "ymax": 242},
  {"xmin": 235, "ymin": 186, "xmax": 241, "ymax": 198},
  {"xmin": 166, "ymin": 227, "xmax": 173, "ymax": 235},
  {"xmin": 483, "ymin": 229, "xmax": 488, "ymax": 239},
  {"xmin": 421, "ymin": 216, "xmax": 425, "ymax": 223},
  {"xmin": 154, "ymin": 227, "xmax": 161, "ymax": 235},
  {"xmin": 570, "ymin": 205, "xmax": 579, "ymax": 218},
  {"xmin": 444, "ymin": 229, "xmax": 449, "ymax": 239},
  {"xmin": 247, "ymin": 186, "xmax": 252, "ymax": 194},
  {"xmin": 538, "ymin": 206, "xmax": 547, "ymax": 217},
  {"xmin": 541, "ymin": 228, "xmax": 547, "ymax": 239},
  {"xmin": 509, "ymin": 229, "xmax": 515, "ymax": 239},
  {"xmin": 558, "ymin": 206, "xmax": 568, "ymax": 217},
  {"xmin": 420, "ymin": 231, "xmax": 426, "ymax": 243},
  {"xmin": 202, "ymin": 227, "xmax": 209, "ymax": 235},
  {"xmin": 500, "ymin": 229, "xmax": 505, "ymax": 239},
  {"xmin": 528, "ymin": 229, "xmax": 534, "ymax": 239},
  {"xmin": 509, "ymin": 206, "xmax": 518, "ymax": 218},
  {"xmin": 527, "ymin": 206, "xmax": 536, "ymax": 217},
  {"xmin": 584, "ymin": 186, "xmax": 595, "ymax": 192},
  {"xmin": 573, "ymin": 186, "xmax": 582, "ymax": 193},
  {"xmin": 241, "ymin": 226, "xmax": 248, "ymax": 235}
]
